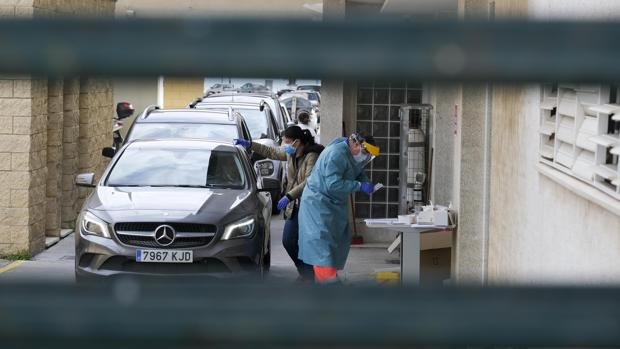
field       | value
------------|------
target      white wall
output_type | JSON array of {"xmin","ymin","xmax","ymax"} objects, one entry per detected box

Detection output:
[
  {"xmin": 528, "ymin": 0, "xmax": 620, "ymax": 21},
  {"xmin": 488, "ymin": 84, "xmax": 620, "ymax": 286},
  {"xmin": 486, "ymin": 0, "xmax": 620, "ymax": 286}
]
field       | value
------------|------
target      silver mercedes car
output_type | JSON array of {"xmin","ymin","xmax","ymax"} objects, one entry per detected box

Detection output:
[{"xmin": 74, "ymin": 139, "xmax": 278, "ymax": 280}]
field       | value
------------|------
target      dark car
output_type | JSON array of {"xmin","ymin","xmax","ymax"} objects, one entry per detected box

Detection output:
[
  {"xmin": 192, "ymin": 101, "xmax": 286, "ymax": 212},
  {"xmin": 122, "ymin": 107, "xmax": 253, "ymax": 145},
  {"xmin": 75, "ymin": 139, "xmax": 279, "ymax": 280}
]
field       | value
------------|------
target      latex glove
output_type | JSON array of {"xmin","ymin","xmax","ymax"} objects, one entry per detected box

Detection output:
[
  {"xmin": 360, "ymin": 182, "xmax": 374, "ymax": 194},
  {"xmin": 233, "ymin": 138, "xmax": 251, "ymax": 149},
  {"xmin": 277, "ymin": 196, "xmax": 290, "ymax": 210}
]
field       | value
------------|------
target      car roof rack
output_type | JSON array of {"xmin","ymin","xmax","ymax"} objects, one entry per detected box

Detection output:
[
  {"xmin": 187, "ymin": 97, "xmax": 203, "ymax": 109},
  {"xmin": 141, "ymin": 105, "xmax": 160, "ymax": 119}
]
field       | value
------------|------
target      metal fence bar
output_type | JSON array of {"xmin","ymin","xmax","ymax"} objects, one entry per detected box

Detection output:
[
  {"xmin": 0, "ymin": 18, "xmax": 620, "ymax": 81},
  {"xmin": 2, "ymin": 281, "xmax": 620, "ymax": 348}
]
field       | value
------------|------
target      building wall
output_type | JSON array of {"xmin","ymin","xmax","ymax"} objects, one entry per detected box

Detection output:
[
  {"xmin": 484, "ymin": 0, "xmax": 620, "ymax": 285},
  {"xmin": 115, "ymin": 0, "xmax": 319, "ymax": 19},
  {"xmin": 162, "ymin": 77, "xmax": 204, "ymax": 109},
  {"xmin": 112, "ymin": 78, "xmax": 158, "ymax": 138},
  {"xmin": 0, "ymin": 0, "xmax": 115, "ymax": 256}
]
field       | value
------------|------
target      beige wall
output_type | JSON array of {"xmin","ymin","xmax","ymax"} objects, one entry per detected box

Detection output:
[
  {"xmin": 447, "ymin": 0, "xmax": 620, "ymax": 285},
  {"xmin": 162, "ymin": 77, "xmax": 204, "ymax": 109},
  {"xmin": 0, "ymin": 0, "xmax": 115, "ymax": 256},
  {"xmin": 488, "ymin": 84, "xmax": 620, "ymax": 285},
  {"xmin": 115, "ymin": 0, "xmax": 319, "ymax": 18}
]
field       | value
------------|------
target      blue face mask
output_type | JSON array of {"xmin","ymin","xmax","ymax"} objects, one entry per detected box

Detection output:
[{"xmin": 282, "ymin": 141, "xmax": 297, "ymax": 155}]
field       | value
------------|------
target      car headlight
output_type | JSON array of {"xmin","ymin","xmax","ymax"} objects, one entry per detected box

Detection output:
[
  {"xmin": 79, "ymin": 211, "xmax": 111, "ymax": 238},
  {"xmin": 257, "ymin": 161, "xmax": 274, "ymax": 176},
  {"xmin": 221, "ymin": 217, "xmax": 255, "ymax": 240}
]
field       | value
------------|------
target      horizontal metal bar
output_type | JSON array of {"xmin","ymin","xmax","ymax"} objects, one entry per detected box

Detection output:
[
  {"xmin": 0, "ymin": 18, "xmax": 620, "ymax": 81},
  {"xmin": 2, "ymin": 281, "xmax": 620, "ymax": 348}
]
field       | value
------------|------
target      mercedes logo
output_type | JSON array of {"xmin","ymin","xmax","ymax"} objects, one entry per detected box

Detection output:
[{"xmin": 154, "ymin": 225, "xmax": 176, "ymax": 247}]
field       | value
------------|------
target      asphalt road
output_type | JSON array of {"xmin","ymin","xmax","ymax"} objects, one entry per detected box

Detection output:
[{"xmin": 0, "ymin": 216, "xmax": 391, "ymax": 284}]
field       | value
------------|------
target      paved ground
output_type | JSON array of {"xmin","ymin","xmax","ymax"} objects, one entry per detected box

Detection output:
[{"xmin": 0, "ymin": 216, "xmax": 394, "ymax": 285}]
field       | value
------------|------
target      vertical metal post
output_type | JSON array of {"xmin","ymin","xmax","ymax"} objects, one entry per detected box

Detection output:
[{"xmin": 399, "ymin": 107, "xmax": 410, "ymax": 214}]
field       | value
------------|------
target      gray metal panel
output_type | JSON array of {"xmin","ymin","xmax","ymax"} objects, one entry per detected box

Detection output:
[{"xmin": 0, "ymin": 19, "xmax": 619, "ymax": 80}]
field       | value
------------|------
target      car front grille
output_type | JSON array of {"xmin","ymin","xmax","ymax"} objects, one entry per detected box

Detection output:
[{"xmin": 114, "ymin": 222, "xmax": 217, "ymax": 249}]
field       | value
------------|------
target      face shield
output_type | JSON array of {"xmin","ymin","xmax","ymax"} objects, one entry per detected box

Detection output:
[{"xmin": 350, "ymin": 133, "xmax": 380, "ymax": 168}]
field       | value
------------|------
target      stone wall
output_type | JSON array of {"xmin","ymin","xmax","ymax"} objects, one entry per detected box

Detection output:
[{"xmin": 0, "ymin": 0, "xmax": 115, "ymax": 256}]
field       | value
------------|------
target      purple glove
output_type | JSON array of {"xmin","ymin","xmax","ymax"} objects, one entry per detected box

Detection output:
[
  {"xmin": 360, "ymin": 182, "xmax": 374, "ymax": 194},
  {"xmin": 277, "ymin": 196, "xmax": 290, "ymax": 210},
  {"xmin": 233, "ymin": 138, "xmax": 251, "ymax": 149}
]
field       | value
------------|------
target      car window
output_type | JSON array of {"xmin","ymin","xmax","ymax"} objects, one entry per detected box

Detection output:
[
  {"xmin": 241, "ymin": 121, "xmax": 251, "ymax": 141},
  {"xmin": 126, "ymin": 123, "xmax": 238, "ymax": 142},
  {"xmin": 235, "ymin": 109, "xmax": 270, "ymax": 140},
  {"xmin": 267, "ymin": 109, "xmax": 280, "ymax": 137},
  {"xmin": 212, "ymin": 84, "xmax": 221, "ymax": 89},
  {"xmin": 107, "ymin": 148, "xmax": 245, "ymax": 189}
]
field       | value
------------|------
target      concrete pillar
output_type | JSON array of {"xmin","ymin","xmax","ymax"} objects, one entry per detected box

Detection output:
[
  {"xmin": 452, "ymin": 83, "xmax": 492, "ymax": 285},
  {"xmin": 46, "ymin": 79, "xmax": 64, "ymax": 237},
  {"xmin": 0, "ymin": 76, "xmax": 48, "ymax": 256},
  {"xmin": 77, "ymin": 78, "xmax": 113, "ymax": 209},
  {"xmin": 451, "ymin": 0, "xmax": 494, "ymax": 285},
  {"xmin": 61, "ymin": 78, "xmax": 80, "ymax": 229},
  {"xmin": 319, "ymin": 0, "xmax": 346, "ymax": 145},
  {"xmin": 429, "ymin": 83, "xmax": 458, "ymax": 206}
]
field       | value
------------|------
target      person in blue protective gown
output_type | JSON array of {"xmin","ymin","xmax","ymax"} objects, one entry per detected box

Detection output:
[{"xmin": 297, "ymin": 133, "xmax": 380, "ymax": 283}]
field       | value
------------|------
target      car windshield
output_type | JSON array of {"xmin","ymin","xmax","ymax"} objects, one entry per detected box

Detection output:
[
  {"xmin": 126, "ymin": 123, "xmax": 238, "ymax": 142},
  {"xmin": 107, "ymin": 148, "xmax": 246, "ymax": 188},
  {"xmin": 235, "ymin": 109, "xmax": 270, "ymax": 139}
]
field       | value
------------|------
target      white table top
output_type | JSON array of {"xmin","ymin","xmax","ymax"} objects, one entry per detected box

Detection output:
[{"xmin": 364, "ymin": 218, "xmax": 455, "ymax": 233}]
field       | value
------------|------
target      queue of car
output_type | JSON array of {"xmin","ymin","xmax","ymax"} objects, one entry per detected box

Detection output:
[{"xmin": 74, "ymin": 83, "xmax": 319, "ymax": 281}]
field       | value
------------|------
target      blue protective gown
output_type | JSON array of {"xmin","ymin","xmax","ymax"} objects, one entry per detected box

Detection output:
[{"xmin": 298, "ymin": 137, "xmax": 370, "ymax": 269}]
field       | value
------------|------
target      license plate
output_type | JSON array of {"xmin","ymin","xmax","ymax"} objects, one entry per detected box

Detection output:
[{"xmin": 136, "ymin": 249, "xmax": 193, "ymax": 263}]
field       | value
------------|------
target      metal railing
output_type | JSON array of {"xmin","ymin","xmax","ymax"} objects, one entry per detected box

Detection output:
[
  {"xmin": 0, "ymin": 18, "xmax": 619, "ymax": 81},
  {"xmin": 2, "ymin": 281, "xmax": 620, "ymax": 348},
  {"xmin": 1, "ymin": 17, "xmax": 620, "ymax": 348}
]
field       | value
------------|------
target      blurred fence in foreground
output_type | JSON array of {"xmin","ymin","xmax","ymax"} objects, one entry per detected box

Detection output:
[
  {"xmin": 1, "ymin": 281, "xmax": 620, "ymax": 348},
  {"xmin": 0, "ymin": 18, "xmax": 619, "ymax": 81}
]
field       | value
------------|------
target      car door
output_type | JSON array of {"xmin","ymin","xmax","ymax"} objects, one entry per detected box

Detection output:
[
  {"xmin": 241, "ymin": 149, "xmax": 271, "ymax": 253},
  {"xmin": 239, "ymin": 117, "xmax": 255, "ymax": 161}
]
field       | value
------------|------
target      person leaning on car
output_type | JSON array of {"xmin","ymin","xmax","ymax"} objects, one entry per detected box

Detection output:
[{"xmin": 234, "ymin": 126, "xmax": 324, "ymax": 281}]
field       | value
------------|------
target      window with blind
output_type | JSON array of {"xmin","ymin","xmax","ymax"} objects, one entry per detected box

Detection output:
[{"xmin": 539, "ymin": 83, "xmax": 620, "ymax": 201}]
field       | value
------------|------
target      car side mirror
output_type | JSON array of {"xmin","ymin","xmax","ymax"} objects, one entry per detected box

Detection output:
[
  {"xmin": 102, "ymin": 147, "xmax": 116, "ymax": 158},
  {"xmin": 75, "ymin": 173, "xmax": 96, "ymax": 188},
  {"xmin": 254, "ymin": 159, "xmax": 275, "ymax": 177}
]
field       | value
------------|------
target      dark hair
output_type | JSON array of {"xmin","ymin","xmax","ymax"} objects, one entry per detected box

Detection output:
[
  {"xmin": 282, "ymin": 125, "xmax": 324, "ymax": 155},
  {"xmin": 297, "ymin": 111, "xmax": 310, "ymax": 125},
  {"xmin": 283, "ymin": 125, "xmax": 314, "ymax": 146},
  {"xmin": 360, "ymin": 133, "xmax": 376, "ymax": 146}
]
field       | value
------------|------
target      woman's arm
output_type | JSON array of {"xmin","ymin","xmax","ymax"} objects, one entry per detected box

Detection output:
[{"xmin": 251, "ymin": 142, "xmax": 288, "ymax": 161}]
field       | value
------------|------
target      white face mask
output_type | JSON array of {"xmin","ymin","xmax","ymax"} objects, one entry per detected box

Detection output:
[{"xmin": 353, "ymin": 151, "xmax": 367, "ymax": 163}]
